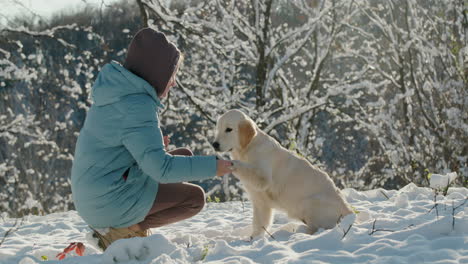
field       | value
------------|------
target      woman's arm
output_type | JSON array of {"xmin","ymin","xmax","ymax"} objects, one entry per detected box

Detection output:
[{"xmin": 119, "ymin": 95, "xmax": 217, "ymax": 183}]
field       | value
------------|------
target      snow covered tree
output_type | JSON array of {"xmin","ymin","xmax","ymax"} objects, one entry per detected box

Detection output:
[
  {"xmin": 0, "ymin": 24, "xmax": 96, "ymax": 216},
  {"xmin": 348, "ymin": 0, "xmax": 467, "ymax": 188}
]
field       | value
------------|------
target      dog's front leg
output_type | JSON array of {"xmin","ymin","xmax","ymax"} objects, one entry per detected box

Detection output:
[
  {"xmin": 250, "ymin": 200, "xmax": 272, "ymax": 239},
  {"xmin": 231, "ymin": 160, "xmax": 270, "ymax": 191}
]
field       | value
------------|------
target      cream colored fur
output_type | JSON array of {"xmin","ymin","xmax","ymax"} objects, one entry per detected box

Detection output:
[{"xmin": 213, "ymin": 109, "xmax": 353, "ymax": 238}]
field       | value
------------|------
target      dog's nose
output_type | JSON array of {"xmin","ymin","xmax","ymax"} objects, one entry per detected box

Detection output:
[{"xmin": 212, "ymin": 142, "xmax": 220, "ymax": 151}]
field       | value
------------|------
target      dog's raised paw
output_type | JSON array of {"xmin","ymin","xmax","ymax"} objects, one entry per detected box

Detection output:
[{"xmin": 229, "ymin": 160, "xmax": 242, "ymax": 171}]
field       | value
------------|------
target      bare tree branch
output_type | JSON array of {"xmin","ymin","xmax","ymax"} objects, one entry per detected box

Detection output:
[{"xmin": 1, "ymin": 24, "xmax": 78, "ymax": 48}]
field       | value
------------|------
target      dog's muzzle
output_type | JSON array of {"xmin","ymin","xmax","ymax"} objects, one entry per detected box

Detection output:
[{"xmin": 212, "ymin": 142, "xmax": 220, "ymax": 151}]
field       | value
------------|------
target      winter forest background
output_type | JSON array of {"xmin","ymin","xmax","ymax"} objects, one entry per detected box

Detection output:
[{"xmin": 0, "ymin": 0, "xmax": 466, "ymax": 218}]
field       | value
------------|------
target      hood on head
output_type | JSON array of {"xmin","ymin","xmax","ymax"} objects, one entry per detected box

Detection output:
[
  {"xmin": 123, "ymin": 28, "xmax": 180, "ymax": 97},
  {"xmin": 91, "ymin": 61, "xmax": 162, "ymax": 108}
]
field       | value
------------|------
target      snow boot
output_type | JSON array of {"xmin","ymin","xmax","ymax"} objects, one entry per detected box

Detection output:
[{"xmin": 92, "ymin": 227, "xmax": 150, "ymax": 251}]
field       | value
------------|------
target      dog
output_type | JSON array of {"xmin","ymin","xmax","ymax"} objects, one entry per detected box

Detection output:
[{"xmin": 212, "ymin": 109, "xmax": 353, "ymax": 238}]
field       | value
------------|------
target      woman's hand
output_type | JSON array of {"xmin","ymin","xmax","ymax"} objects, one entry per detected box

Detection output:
[
  {"xmin": 163, "ymin": 136, "xmax": 170, "ymax": 149},
  {"xmin": 216, "ymin": 159, "xmax": 233, "ymax": 177}
]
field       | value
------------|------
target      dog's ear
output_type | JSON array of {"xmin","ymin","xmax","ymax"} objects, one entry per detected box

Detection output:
[{"xmin": 239, "ymin": 119, "xmax": 257, "ymax": 149}]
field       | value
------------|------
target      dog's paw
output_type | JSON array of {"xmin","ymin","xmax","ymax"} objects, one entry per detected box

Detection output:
[
  {"xmin": 230, "ymin": 160, "xmax": 249, "ymax": 171},
  {"xmin": 250, "ymin": 229, "xmax": 265, "ymax": 239},
  {"xmin": 229, "ymin": 160, "xmax": 241, "ymax": 171}
]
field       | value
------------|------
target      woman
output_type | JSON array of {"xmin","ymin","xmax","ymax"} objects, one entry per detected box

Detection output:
[{"xmin": 71, "ymin": 28, "xmax": 233, "ymax": 250}]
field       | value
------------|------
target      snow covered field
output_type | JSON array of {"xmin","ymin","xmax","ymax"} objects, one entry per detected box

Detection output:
[{"xmin": 0, "ymin": 183, "xmax": 467, "ymax": 264}]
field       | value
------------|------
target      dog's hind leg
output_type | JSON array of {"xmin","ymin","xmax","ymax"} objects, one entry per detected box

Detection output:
[
  {"xmin": 301, "ymin": 199, "xmax": 343, "ymax": 233},
  {"xmin": 300, "ymin": 219, "xmax": 319, "ymax": 235}
]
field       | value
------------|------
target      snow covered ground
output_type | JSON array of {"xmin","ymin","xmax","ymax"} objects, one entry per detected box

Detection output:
[{"xmin": 0, "ymin": 183, "xmax": 467, "ymax": 264}]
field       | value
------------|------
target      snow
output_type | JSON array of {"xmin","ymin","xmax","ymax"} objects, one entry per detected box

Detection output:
[
  {"xmin": 430, "ymin": 172, "xmax": 458, "ymax": 189},
  {"xmin": 0, "ymin": 184, "xmax": 466, "ymax": 264}
]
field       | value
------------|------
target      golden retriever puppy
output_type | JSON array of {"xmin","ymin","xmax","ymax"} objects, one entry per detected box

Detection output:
[{"xmin": 212, "ymin": 109, "xmax": 353, "ymax": 238}]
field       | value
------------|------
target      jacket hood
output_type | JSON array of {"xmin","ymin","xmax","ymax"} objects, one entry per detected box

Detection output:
[
  {"xmin": 91, "ymin": 61, "xmax": 163, "ymax": 108},
  {"xmin": 123, "ymin": 28, "xmax": 180, "ymax": 97}
]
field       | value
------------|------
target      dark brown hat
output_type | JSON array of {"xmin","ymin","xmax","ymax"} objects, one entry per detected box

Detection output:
[{"xmin": 123, "ymin": 28, "xmax": 180, "ymax": 97}]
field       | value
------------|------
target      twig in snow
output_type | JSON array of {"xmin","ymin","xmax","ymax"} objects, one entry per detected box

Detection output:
[
  {"xmin": 452, "ymin": 197, "xmax": 468, "ymax": 231},
  {"xmin": 427, "ymin": 191, "xmax": 439, "ymax": 219},
  {"xmin": 368, "ymin": 219, "xmax": 411, "ymax": 235},
  {"xmin": 428, "ymin": 203, "xmax": 439, "ymax": 218},
  {"xmin": 452, "ymin": 201, "xmax": 455, "ymax": 231},
  {"xmin": 442, "ymin": 177, "xmax": 450, "ymax": 196},
  {"xmin": 368, "ymin": 219, "xmax": 377, "ymax": 235},
  {"xmin": 453, "ymin": 197, "xmax": 468, "ymax": 211},
  {"xmin": 341, "ymin": 224, "xmax": 353, "ymax": 240},
  {"xmin": 380, "ymin": 190, "xmax": 389, "ymax": 200},
  {"xmin": 0, "ymin": 217, "xmax": 25, "ymax": 247},
  {"xmin": 262, "ymin": 226, "xmax": 276, "ymax": 240}
]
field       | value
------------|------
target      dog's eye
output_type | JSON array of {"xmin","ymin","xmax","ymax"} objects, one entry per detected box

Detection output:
[{"xmin": 225, "ymin": 128, "xmax": 232, "ymax": 133}]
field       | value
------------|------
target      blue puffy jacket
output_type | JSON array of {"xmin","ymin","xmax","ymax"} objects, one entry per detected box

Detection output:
[{"xmin": 71, "ymin": 61, "xmax": 216, "ymax": 228}]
